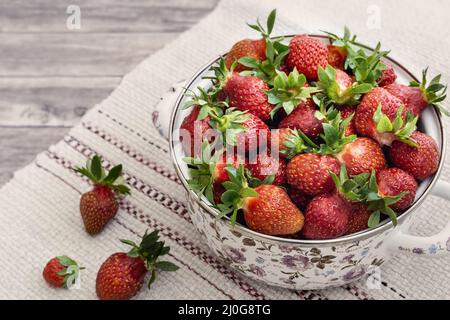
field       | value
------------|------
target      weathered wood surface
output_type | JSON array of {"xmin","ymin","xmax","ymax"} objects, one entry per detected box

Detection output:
[{"xmin": 0, "ymin": 0, "xmax": 219, "ymax": 186}]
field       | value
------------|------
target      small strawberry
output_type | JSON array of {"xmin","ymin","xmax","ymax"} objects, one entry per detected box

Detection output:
[
  {"xmin": 302, "ymin": 193, "xmax": 351, "ymax": 240},
  {"xmin": 355, "ymin": 87, "xmax": 417, "ymax": 146},
  {"xmin": 376, "ymin": 168, "xmax": 417, "ymax": 211},
  {"xmin": 377, "ymin": 62, "xmax": 397, "ymax": 87},
  {"xmin": 288, "ymin": 187, "xmax": 311, "ymax": 211},
  {"xmin": 43, "ymin": 256, "xmax": 83, "ymax": 288},
  {"xmin": 339, "ymin": 105, "xmax": 357, "ymax": 136},
  {"xmin": 389, "ymin": 131, "xmax": 440, "ymax": 180},
  {"xmin": 345, "ymin": 203, "xmax": 371, "ymax": 235},
  {"xmin": 225, "ymin": 39, "xmax": 266, "ymax": 72},
  {"xmin": 212, "ymin": 59, "xmax": 274, "ymax": 121},
  {"xmin": 216, "ymin": 165, "xmax": 304, "ymax": 235},
  {"xmin": 384, "ymin": 68, "xmax": 448, "ymax": 116},
  {"xmin": 76, "ymin": 155, "xmax": 130, "ymax": 235},
  {"xmin": 246, "ymin": 152, "xmax": 287, "ymax": 186},
  {"xmin": 96, "ymin": 231, "xmax": 178, "ymax": 300},
  {"xmin": 314, "ymin": 65, "xmax": 372, "ymax": 106},
  {"xmin": 179, "ymin": 106, "xmax": 212, "ymax": 157},
  {"xmin": 286, "ymin": 35, "xmax": 328, "ymax": 80},
  {"xmin": 286, "ymin": 153, "xmax": 340, "ymax": 196},
  {"xmin": 327, "ymin": 44, "xmax": 347, "ymax": 70},
  {"xmin": 233, "ymin": 111, "xmax": 271, "ymax": 154}
]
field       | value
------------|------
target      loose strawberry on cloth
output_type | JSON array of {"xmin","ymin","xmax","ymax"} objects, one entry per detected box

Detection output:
[{"xmin": 0, "ymin": 0, "xmax": 449, "ymax": 300}]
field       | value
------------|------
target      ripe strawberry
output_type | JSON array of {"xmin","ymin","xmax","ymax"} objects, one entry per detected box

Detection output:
[
  {"xmin": 278, "ymin": 99, "xmax": 323, "ymax": 141},
  {"xmin": 302, "ymin": 193, "xmax": 351, "ymax": 240},
  {"xmin": 242, "ymin": 184, "xmax": 304, "ymax": 235},
  {"xmin": 225, "ymin": 39, "xmax": 266, "ymax": 72},
  {"xmin": 234, "ymin": 111, "xmax": 270, "ymax": 154},
  {"xmin": 376, "ymin": 168, "xmax": 417, "ymax": 211},
  {"xmin": 327, "ymin": 45, "xmax": 347, "ymax": 70},
  {"xmin": 286, "ymin": 35, "xmax": 328, "ymax": 80},
  {"xmin": 76, "ymin": 155, "xmax": 130, "ymax": 235},
  {"xmin": 389, "ymin": 131, "xmax": 440, "ymax": 180},
  {"xmin": 213, "ymin": 183, "xmax": 226, "ymax": 205},
  {"xmin": 286, "ymin": 153, "xmax": 340, "ymax": 196},
  {"xmin": 336, "ymin": 137, "xmax": 387, "ymax": 176},
  {"xmin": 180, "ymin": 106, "xmax": 212, "ymax": 157},
  {"xmin": 288, "ymin": 187, "xmax": 311, "ymax": 211},
  {"xmin": 247, "ymin": 152, "xmax": 287, "ymax": 186},
  {"xmin": 377, "ymin": 62, "xmax": 397, "ymax": 87},
  {"xmin": 339, "ymin": 105, "xmax": 357, "ymax": 136},
  {"xmin": 96, "ymin": 231, "xmax": 178, "ymax": 300},
  {"xmin": 384, "ymin": 68, "xmax": 448, "ymax": 116},
  {"xmin": 355, "ymin": 87, "xmax": 416, "ymax": 146},
  {"xmin": 345, "ymin": 203, "xmax": 371, "ymax": 235},
  {"xmin": 43, "ymin": 256, "xmax": 83, "ymax": 288}
]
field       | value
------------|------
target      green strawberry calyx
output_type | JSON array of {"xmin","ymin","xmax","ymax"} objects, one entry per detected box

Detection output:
[
  {"xmin": 55, "ymin": 255, "xmax": 84, "ymax": 289},
  {"xmin": 314, "ymin": 64, "xmax": 373, "ymax": 106},
  {"xmin": 121, "ymin": 230, "xmax": 179, "ymax": 289},
  {"xmin": 373, "ymin": 104, "xmax": 418, "ymax": 147},
  {"xmin": 329, "ymin": 164, "xmax": 370, "ymax": 203},
  {"xmin": 281, "ymin": 128, "xmax": 318, "ymax": 159},
  {"xmin": 239, "ymin": 9, "xmax": 290, "ymax": 85},
  {"xmin": 208, "ymin": 108, "xmax": 251, "ymax": 146},
  {"xmin": 75, "ymin": 154, "xmax": 130, "ymax": 195},
  {"xmin": 216, "ymin": 164, "xmax": 258, "ymax": 226},
  {"xmin": 410, "ymin": 67, "xmax": 449, "ymax": 116},
  {"xmin": 182, "ymin": 86, "xmax": 228, "ymax": 120},
  {"xmin": 266, "ymin": 68, "xmax": 320, "ymax": 117}
]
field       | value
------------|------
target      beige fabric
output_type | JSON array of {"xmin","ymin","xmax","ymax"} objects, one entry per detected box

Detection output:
[{"xmin": 0, "ymin": 0, "xmax": 449, "ymax": 299}]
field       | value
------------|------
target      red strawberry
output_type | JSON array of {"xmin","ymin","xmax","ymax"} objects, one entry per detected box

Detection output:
[
  {"xmin": 288, "ymin": 187, "xmax": 311, "ymax": 211},
  {"xmin": 235, "ymin": 112, "xmax": 270, "ymax": 154},
  {"xmin": 355, "ymin": 87, "xmax": 406, "ymax": 146},
  {"xmin": 339, "ymin": 105, "xmax": 357, "ymax": 136},
  {"xmin": 76, "ymin": 155, "xmax": 130, "ymax": 235},
  {"xmin": 286, "ymin": 35, "xmax": 328, "ymax": 80},
  {"xmin": 213, "ymin": 183, "xmax": 226, "ymax": 205},
  {"xmin": 247, "ymin": 152, "xmax": 287, "ymax": 185},
  {"xmin": 377, "ymin": 62, "xmax": 397, "ymax": 87},
  {"xmin": 213, "ymin": 154, "xmax": 242, "ymax": 184},
  {"xmin": 376, "ymin": 168, "xmax": 417, "ymax": 211},
  {"xmin": 345, "ymin": 203, "xmax": 371, "ymax": 235},
  {"xmin": 278, "ymin": 99, "xmax": 323, "ymax": 141},
  {"xmin": 180, "ymin": 106, "xmax": 212, "ymax": 157},
  {"xmin": 389, "ymin": 131, "xmax": 440, "ymax": 180},
  {"xmin": 96, "ymin": 231, "xmax": 178, "ymax": 300},
  {"xmin": 242, "ymin": 184, "xmax": 304, "ymax": 235},
  {"xmin": 336, "ymin": 137, "xmax": 386, "ymax": 176},
  {"xmin": 335, "ymin": 69, "xmax": 353, "ymax": 93},
  {"xmin": 302, "ymin": 193, "xmax": 351, "ymax": 240},
  {"xmin": 286, "ymin": 153, "xmax": 340, "ymax": 196},
  {"xmin": 327, "ymin": 45, "xmax": 347, "ymax": 70},
  {"xmin": 225, "ymin": 39, "xmax": 266, "ymax": 72},
  {"xmin": 43, "ymin": 256, "xmax": 82, "ymax": 288},
  {"xmin": 385, "ymin": 68, "xmax": 448, "ymax": 116}
]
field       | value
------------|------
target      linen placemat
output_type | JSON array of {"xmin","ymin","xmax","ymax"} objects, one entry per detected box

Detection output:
[{"xmin": 0, "ymin": 0, "xmax": 449, "ymax": 299}]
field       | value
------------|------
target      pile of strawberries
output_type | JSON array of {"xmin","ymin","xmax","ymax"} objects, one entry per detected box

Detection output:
[{"xmin": 181, "ymin": 10, "xmax": 447, "ymax": 240}]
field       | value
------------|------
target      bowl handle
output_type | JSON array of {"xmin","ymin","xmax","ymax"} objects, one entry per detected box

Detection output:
[
  {"xmin": 152, "ymin": 81, "xmax": 186, "ymax": 140},
  {"xmin": 388, "ymin": 180, "xmax": 450, "ymax": 256}
]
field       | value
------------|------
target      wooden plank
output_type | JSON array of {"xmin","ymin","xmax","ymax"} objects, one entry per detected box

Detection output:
[
  {"xmin": 0, "ymin": 33, "xmax": 178, "ymax": 76},
  {"xmin": 0, "ymin": 77, "xmax": 119, "ymax": 126},
  {"xmin": 0, "ymin": 0, "xmax": 218, "ymax": 33},
  {"xmin": 0, "ymin": 127, "xmax": 69, "ymax": 185}
]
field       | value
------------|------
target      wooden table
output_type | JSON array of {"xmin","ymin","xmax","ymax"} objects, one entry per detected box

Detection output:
[{"xmin": 0, "ymin": 0, "xmax": 218, "ymax": 185}]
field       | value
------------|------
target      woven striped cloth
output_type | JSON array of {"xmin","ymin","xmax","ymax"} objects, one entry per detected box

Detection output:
[{"xmin": 0, "ymin": 0, "xmax": 449, "ymax": 299}]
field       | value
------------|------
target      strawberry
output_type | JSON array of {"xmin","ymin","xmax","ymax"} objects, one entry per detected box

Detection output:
[
  {"xmin": 246, "ymin": 152, "xmax": 287, "ymax": 186},
  {"xmin": 212, "ymin": 59, "xmax": 273, "ymax": 121},
  {"xmin": 286, "ymin": 35, "xmax": 328, "ymax": 80},
  {"xmin": 355, "ymin": 87, "xmax": 417, "ymax": 146},
  {"xmin": 213, "ymin": 183, "xmax": 226, "ymax": 205},
  {"xmin": 76, "ymin": 155, "xmax": 130, "ymax": 235},
  {"xmin": 278, "ymin": 99, "xmax": 323, "ymax": 141},
  {"xmin": 376, "ymin": 168, "xmax": 417, "ymax": 211},
  {"xmin": 345, "ymin": 203, "xmax": 371, "ymax": 235},
  {"xmin": 377, "ymin": 62, "xmax": 397, "ymax": 87},
  {"xmin": 43, "ymin": 256, "xmax": 83, "ymax": 288},
  {"xmin": 217, "ymin": 165, "xmax": 304, "ymax": 235},
  {"xmin": 234, "ymin": 111, "xmax": 271, "ymax": 154},
  {"xmin": 389, "ymin": 131, "xmax": 440, "ymax": 180},
  {"xmin": 327, "ymin": 45, "xmax": 347, "ymax": 70},
  {"xmin": 96, "ymin": 231, "xmax": 178, "ymax": 300},
  {"xmin": 286, "ymin": 153, "xmax": 340, "ymax": 196},
  {"xmin": 180, "ymin": 106, "xmax": 212, "ymax": 157},
  {"xmin": 302, "ymin": 193, "xmax": 351, "ymax": 240},
  {"xmin": 384, "ymin": 68, "xmax": 448, "ymax": 116},
  {"xmin": 288, "ymin": 187, "xmax": 311, "ymax": 211},
  {"xmin": 339, "ymin": 105, "xmax": 357, "ymax": 136},
  {"xmin": 275, "ymin": 128, "xmax": 318, "ymax": 159},
  {"xmin": 225, "ymin": 39, "xmax": 266, "ymax": 72},
  {"xmin": 335, "ymin": 137, "xmax": 387, "ymax": 176}
]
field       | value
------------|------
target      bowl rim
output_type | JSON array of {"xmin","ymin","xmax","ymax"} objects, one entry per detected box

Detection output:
[{"xmin": 169, "ymin": 34, "xmax": 447, "ymax": 246}]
